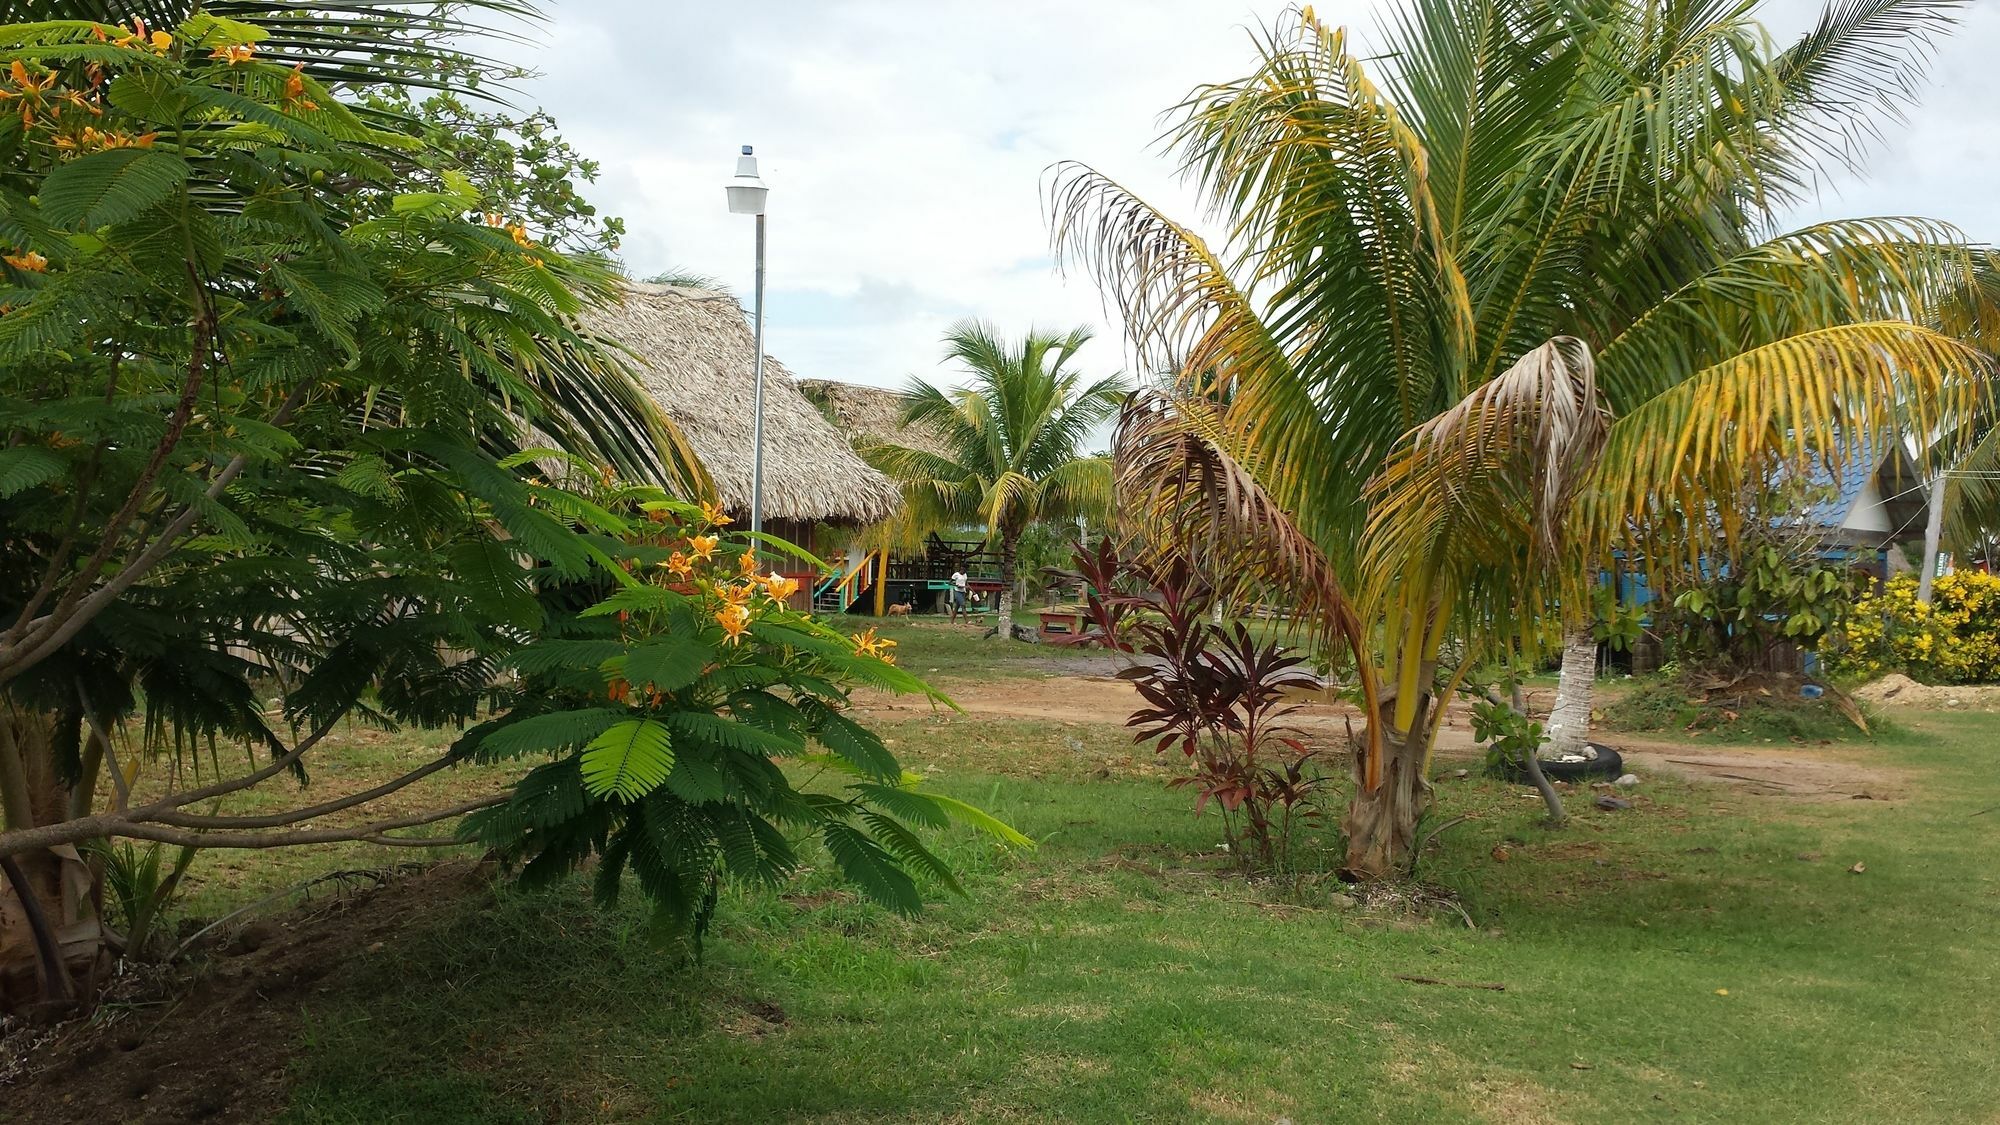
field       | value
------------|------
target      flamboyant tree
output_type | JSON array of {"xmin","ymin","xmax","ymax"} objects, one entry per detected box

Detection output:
[{"xmin": 0, "ymin": 1, "xmax": 990, "ymax": 1016}]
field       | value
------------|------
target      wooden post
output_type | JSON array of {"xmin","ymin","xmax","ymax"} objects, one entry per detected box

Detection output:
[{"xmin": 872, "ymin": 550, "xmax": 887, "ymax": 617}]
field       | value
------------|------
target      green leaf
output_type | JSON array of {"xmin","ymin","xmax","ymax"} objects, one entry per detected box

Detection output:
[
  {"xmin": 662, "ymin": 749, "xmax": 730, "ymax": 803},
  {"xmin": 40, "ymin": 149, "xmax": 190, "ymax": 229},
  {"xmin": 664, "ymin": 711, "xmax": 804, "ymax": 756},
  {"xmin": 580, "ymin": 585, "xmax": 684, "ymax": 618},
  {"xmin": 851, "ymin": 782, "xmax": 950, "ymax": 830},
  {"xmin": 804, "ymin": 702, "xmax": 899, "ymax": 779},
  {"xmin": 709, "ymin": 805, "xmax": 795, "ymax": 885},
  {"xmin": 821, "ymin": 821, "xmax": 922, "ymax": 914},
  {"xmin": 478, "ymin": 708, "xmax": 624, "ymax": 760},
  {"xmin": 624, "ymin": 634, "xmax": 714, "ymax": 693},
  {"xmin": 448, "ymin": 538, "xmax": 541, "ymax": 629},
  {"xmin": 862, "ymin": 811, "xmax": 962, "ymax": 894},
  {"xmin": 924, "ymin": 792, "xmax": 1034, "ymax": 848},
  {"xmin": 0, "ymin": 446, "xmax": 63, "ymax": 497},
  {"xmin": 581, "ymin": 718, "xmax": 675, "ymax": 801},
  {"xmin": 508, "ymin": 638, "xmax": 625, "ymax": 677}
]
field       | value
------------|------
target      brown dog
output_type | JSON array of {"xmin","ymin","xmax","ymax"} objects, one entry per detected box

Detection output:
[{"xmin": 887, "ymin": 602, "xmax": 914, "ymax": 616}]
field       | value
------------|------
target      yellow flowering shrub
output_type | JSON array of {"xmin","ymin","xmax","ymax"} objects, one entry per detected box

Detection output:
[{"xmin": 1829, "ymin": 572, "xmax": 2000, "ymax": 684}]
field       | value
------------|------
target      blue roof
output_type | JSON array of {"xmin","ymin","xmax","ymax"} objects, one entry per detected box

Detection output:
[{"xmin": 1796, "ymin": 432, "xmax": 1887, "ymax": 529}]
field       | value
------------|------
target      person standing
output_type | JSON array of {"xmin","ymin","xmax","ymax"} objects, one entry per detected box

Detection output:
[{"xmin": 948, "ymin": 567, "xmax": 969, "ymax": 623}]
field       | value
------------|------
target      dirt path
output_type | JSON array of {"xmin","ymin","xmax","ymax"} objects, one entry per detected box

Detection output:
[{"xmin": 863, "ymin": 673, "xmax": 1900, "ymax": 800}]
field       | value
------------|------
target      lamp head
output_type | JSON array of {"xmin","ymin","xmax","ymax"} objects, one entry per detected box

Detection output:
[{"xmin": 725, "ymin": 144, "xmax": 769, "ymax": 215}]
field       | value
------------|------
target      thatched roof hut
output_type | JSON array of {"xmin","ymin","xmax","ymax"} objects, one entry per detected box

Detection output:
[
  {"xmin": 796, "ymin": 379, "xmax": 954, "ymax": 461},
  {"xmin": 582, "ymin": 284, "xmax": 901, "ymax": 524}
]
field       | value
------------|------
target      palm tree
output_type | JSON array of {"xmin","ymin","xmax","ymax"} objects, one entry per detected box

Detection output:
[
  {"xmin": 868, "ymin": 322, "xmax": 1126, "ymax": 631},
  {"xmin": 1056, "ymin": 0, "xmax": 1996, "ymax": 877}
]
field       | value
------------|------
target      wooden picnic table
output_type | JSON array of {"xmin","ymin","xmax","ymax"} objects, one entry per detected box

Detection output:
[{"xmin": 1037, "ymin": 605, "xmax": 1088, "ymax": 642}]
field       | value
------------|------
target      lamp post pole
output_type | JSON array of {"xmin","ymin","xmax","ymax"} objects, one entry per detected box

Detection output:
[
  {"xmin": 725, "ymin": 144, "xmax": 772, "ymax": 538},
  {"xmin": 749, "ymin": 210, "xmax": 766, "ymax": 539}
]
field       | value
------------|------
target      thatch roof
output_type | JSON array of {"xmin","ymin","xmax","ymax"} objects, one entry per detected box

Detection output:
[
  {"xmin": 582, "ymin": 284, "xmax": 901, "ymax": 524},
  {"xmin": 796, "ymin": 379, "xmax": 955, "ymax": 462}
]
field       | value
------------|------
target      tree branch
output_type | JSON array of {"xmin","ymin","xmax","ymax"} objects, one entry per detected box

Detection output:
[
  {"xmin": 148, "ymin": 751, "xmax": 461, "ymax": 830},
  {"xmin": 0, "ymin": 380, "xmax": 315, "ymax": 686},
  {"xmin": 157, "ymin": 710, "xmax": 347, "ymax": 810},
  {"xmin": 76, "ymin": 684, "xmax": 130, "ymax": 812},
  {"xmin": 0, "ymin": 793, "xmax": 506, "ymax": 860}
]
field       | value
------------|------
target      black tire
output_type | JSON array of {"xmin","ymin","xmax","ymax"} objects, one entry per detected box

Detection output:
[{"xmin": 1498, "ymin": 743, "xmax": 1624, "ymax": 784}]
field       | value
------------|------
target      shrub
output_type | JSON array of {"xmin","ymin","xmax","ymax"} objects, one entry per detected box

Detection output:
[
  {"xmin": 1065, "ymin": 541, "xmax": 1329, "ymax": 872},
  {"xmin": 465, "ymin": 496, "xmax": 1027, "ymax": 950},
  {"xmin": 1830, "ymin": 572, "xmax": 2000, "ymax": 684}
]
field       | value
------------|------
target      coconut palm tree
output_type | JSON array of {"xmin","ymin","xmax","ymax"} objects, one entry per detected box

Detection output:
[
  {"xmin": 1055, "ymin": 0, "xmax": 1997, "ymax": 877},
  {"xmin": 867, "ymin": 322, "xmax": 1126, "ymax": 631}
]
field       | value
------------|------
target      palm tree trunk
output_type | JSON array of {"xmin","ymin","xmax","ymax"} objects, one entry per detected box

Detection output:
[
  {"xmin": 1545, "ymin": 628, "xmax": 1597, "ymax": 756},
  {"xmin": 992, "ymin": 529, "xmax": 1018, "ymax": 638},
  {"xmin": 1341, "ymin": 690, "xmax": 1432, "ymax": 879},
  {"xmin": 1918, "ymin": 473, "xmax": 1947, "ymax": 605}
]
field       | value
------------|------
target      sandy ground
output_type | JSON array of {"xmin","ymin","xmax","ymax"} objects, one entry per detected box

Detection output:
[{"xmin": 859, "ymin": 673, "xmax": 1901, "ymax": 802}]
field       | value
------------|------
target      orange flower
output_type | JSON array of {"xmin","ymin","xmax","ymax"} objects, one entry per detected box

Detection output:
[
  {"xmin": 6, "ymin": 60, "xmax": 54, "ymax": 92},
  {"xmin": 700, "ymin": 500, "xmax": 734, "ymax": 527},
  {"xmin": 762, "ymin": 572, "xmax": 800, "ymax": 606},
  {"xmin": 646, "ymin": 507, "xmax": 672, "ymax": 524},
  {"xmin": 607, "ymin": 678, "xmax": 631, "ymax": 703},
  {"xmin": 282, "ymin": 64, "xmax": 319, "ymax": 111},
  {"xmin": 4, "ymin": 250, "xmax": 47, "ymax": 273},
  {"xmin": 55, "ymin": 126, "xmax": 155, "ymax": 151},
  {"xmin": 105, "ymin": 22, "xmax": 170, "ymax": 54},
  {"xmin": 688, "ymin": 533, "xmax": 719, "ymax": 561},
  {"xmin": 852, "ymin": 627, "xmax": 897, "ymax": 664},
  {"xmin": 737, "ymin": 549, "xmax": 758, "ymax": 576},
  {"xmin": 209, "ymin": 44, "xmax": 254, "ymax": 65},
  {"xmin": 719, "ymin": 582, "xmax": 755, "ymax": 606},
  {"xmin": 664, "ymin": 551, "xmax": 693, "ymax": 578},
  {"xmin": 716, "ymin": 603, "xmax": 752, "ymax": 646}
]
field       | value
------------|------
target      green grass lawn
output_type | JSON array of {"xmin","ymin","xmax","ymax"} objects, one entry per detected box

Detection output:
[
  {"xmin": 841, "ymin": 615, "xmax": 1115, "ymax": 679},
  {"xmin": 257, "ymin": 705, "xmax": 2000, "ymax": 1124}
]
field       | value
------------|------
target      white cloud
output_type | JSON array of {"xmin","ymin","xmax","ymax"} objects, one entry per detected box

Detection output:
[{"xmin": 504, "ymin": 1, "xmax": 2000, "ymax": 390}]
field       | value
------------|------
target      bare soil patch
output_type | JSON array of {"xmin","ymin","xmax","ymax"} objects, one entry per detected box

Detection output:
[
  {"xmin": 0, "ymin": 861, "xmax": 489, "ymax": 1125},
  {"xmin": 864, "ymin": 672, "xmax": 1901, "ymax": 800},
  {"xmin": 1854, "ymin": 674, "xmax": 2000, "ymax": 712},
  {"xmin": 1613, "ymin": 741, "xmax": 1903, "ymax": 801}
]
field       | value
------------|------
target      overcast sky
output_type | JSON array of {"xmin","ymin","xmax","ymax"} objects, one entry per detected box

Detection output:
[{"xmin": 503, "ymin": 1, "xmax": 2000, "ymax": 392}]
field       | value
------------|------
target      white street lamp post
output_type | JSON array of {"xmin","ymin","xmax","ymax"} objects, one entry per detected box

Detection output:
[{"xmin": 725, "ymin": 145, "xmax": 771, "ymax": 537}]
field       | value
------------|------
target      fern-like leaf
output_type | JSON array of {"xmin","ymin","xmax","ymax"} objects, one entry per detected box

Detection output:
[
  {"xmin": 0, "ymin": 446, "xmax": 64, "ymax": 497},
  {"xmin": 477, "ymin": 707, "xmax": 624, "ymax": 761},
  {"xmin": 821, "ymin": 821, "xmax": 922, "ymax": 915},
  {"xmin": 39, "ymin": 148, "xmax": 189, "ymax": 229},
  {"xmin": 663, "ymin": 710, "xmax": 804, "ymax": 756},
  {"xmin": 580, "ymin": 718, "xmax": 675, "ymax": 801},
  {"xmin": 624, "ymin": 634, "xmax": 714, "ymax": 693},
  {"xmin": 861, "ymin": 811, "xmax": 962, "ymax": 894}
]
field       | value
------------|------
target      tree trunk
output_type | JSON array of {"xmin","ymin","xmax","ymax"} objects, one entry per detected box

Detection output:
[
  {"xmin": 1503, "ymin": 683, "xmax": 1566, "ymax": 826},
  {"xmin": 1341, "ymin": 691, "xmax": 1432, "ymax": 879},
  {"xmin": 1545, "ymin": 628, "xmax": 1597, "ymax": 757},
  {"xmin": 991, "ymin": 529, "xmax": 1018, "ymax": 639},
  {"xmin": 1918, "ymin": 473, "xmax": 1947, "ymax": 606},
  {"xmin": 0, "ymin": 711, "xmax": 109, "ymax": 1017}
]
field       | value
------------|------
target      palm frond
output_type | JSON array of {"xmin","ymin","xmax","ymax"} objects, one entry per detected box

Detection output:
[{"xmin": 1580, "ymin": 321, "xmax": 1991, "ymax": 573}]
